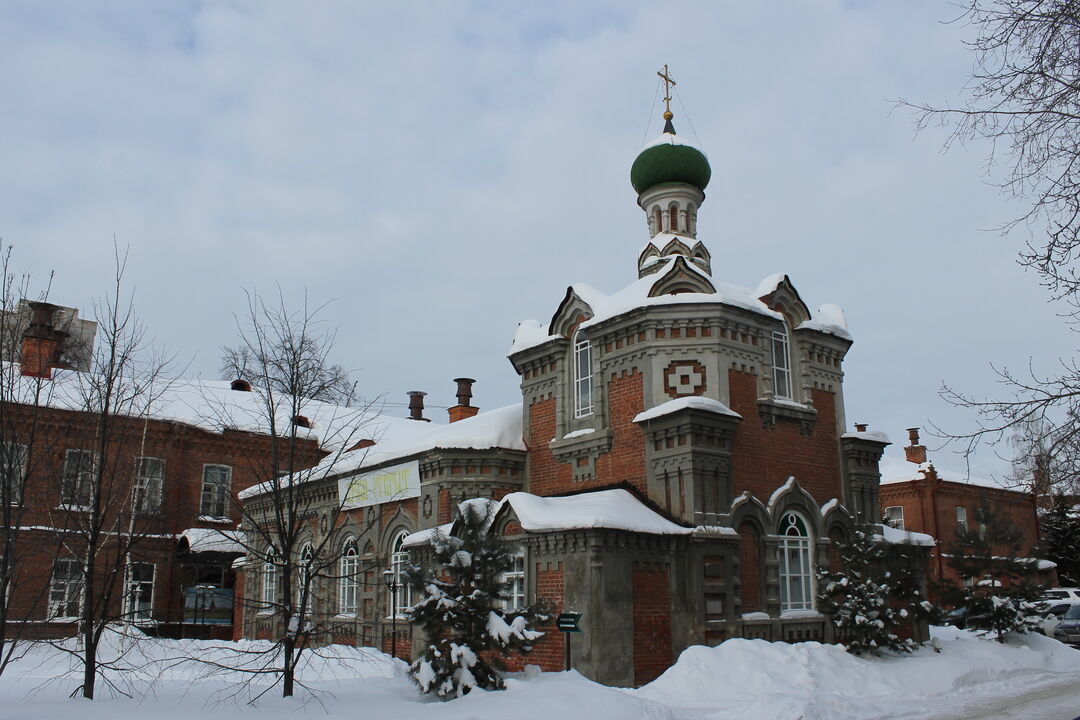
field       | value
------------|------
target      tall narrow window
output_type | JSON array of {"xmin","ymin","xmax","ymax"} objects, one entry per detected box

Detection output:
[
  {"xmin": 573, "ymin": 331, "xmax": 593, "ymax": 417},
  {"xmin": 60, "ymin": 449, "xmax": 95, "ymax": 507},
  {"xmin": 654, "ymin": 207, "xmax": 663, "ymax": 234},
  {"xmin": 200, "ymin": 465, "xmax": 231, "ymax": 518},
  {"xmin": 956, "ymin": 506, "xmax": 968, "ymax": 534},
  {"xmin": 388, "ymin": 533, "xmax": 411, "ymax": 618},
  {"xmin": 504, "ymin": 550, "xmax": 526, "ymax": 610},
  {"xmin": 777, "ymin": 511, "xmax": 813, "ymax": 612},
  {"xmin": 133, "ymin": 457, "xmax": 164, "ymax": 514},
  {"xmin": 771, "ymin": 329, "xmax": 792, "ymax": 400},
  {"xmin": 339, "ymin": 539, "xmax": 359, "ymax": 614},
  {"xmin": 0, "ymin": 443, "xmax": 26, "ymax": 504},
  {"xmin": 49, "ymin": 559, "xmax": 82, "ymax": 619},
  {"xmin": 262, "ymin": 546, "xmax": 279, "ymax": 610},
  {"xmin": 124, "ymin": 562, "xmax": 155, "ymax": 621},
  {"xmin": 884, "ymin": 506, "xmax": 905, "ymax": 530},
  {"xmin": 298, "ymin": 543, "xmax": 314, "ymax": 607},
  {"xmin": 669, "ymin": 205, "xmax": 679, "ymax": 233}
]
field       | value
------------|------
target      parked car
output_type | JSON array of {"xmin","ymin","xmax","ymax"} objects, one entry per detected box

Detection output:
[
  {"xmin": 1052, "ymin": 605, "xmax": 1080, "ymax": 646},
  {"xmin": 944, "ymin": 606, "xmax": 990, "ymax": 630},
  {"xmin": 1039, "ymin": 588, "xmax": 1080, "ymax": 602},
  {"xmin": 1035, "ymin": 601, "xmax": 1077, "ymax": 635}
]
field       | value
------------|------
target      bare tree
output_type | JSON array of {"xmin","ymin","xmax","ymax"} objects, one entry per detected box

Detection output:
[
  {"xmin": 208, "ymin": 291, "xmax": 380, "ymax": 700},
  {"xmin": 900, "ymin": 2, "xmax": 1080, "ymax": 469},
  {"xmin": 38, "ymin": 248, "xmax": 178, "ymax": 700}
]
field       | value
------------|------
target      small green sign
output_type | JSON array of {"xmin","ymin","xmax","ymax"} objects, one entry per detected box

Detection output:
[{"xmin": 556, "ymin": 612, "xmax": 582, "ymax": 632}]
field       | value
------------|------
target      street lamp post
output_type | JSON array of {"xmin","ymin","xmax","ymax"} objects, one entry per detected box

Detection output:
[{"xmin": 382, "ymin": 568, "xmax": 397, "ymax": 659}]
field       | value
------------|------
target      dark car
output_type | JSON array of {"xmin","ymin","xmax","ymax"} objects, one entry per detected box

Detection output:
[
  {"xmin": 944, "ymin": 606, "xmax": 991, "ymax": 630},
  {"xmin": 1052, "ymin": 605, "xmax": 1080, "ymax": 646}
]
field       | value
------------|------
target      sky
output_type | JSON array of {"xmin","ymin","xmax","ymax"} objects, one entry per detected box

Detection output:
[{"xmin": 0, "ymin": 1, "xmax": 1071, "ymax": 481}]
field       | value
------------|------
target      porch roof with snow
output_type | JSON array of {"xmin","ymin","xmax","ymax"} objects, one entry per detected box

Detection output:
[
  {"xmin": 494, "ymin": 488, "xmax": 694, "ymax": 535},
  {"xmin": 177, "ymin": 527, "xmax": 245, "ymax": 554}
]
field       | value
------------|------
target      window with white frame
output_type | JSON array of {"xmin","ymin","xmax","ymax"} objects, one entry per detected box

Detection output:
[
  {"xmin": 771, "ymin": 330, "xmax": 792, "ymax": 400},
  {"xmin": 504, "ymin": 550, "xmax": 526, "ymax": 611},
  {"xmin": 388, "ymin": 532, "xmax": 411, "ymax": 618},
  {"xmin": 200, "ymin": 464, "xmax": 231, "ymax": 518},
  {"xmin": 339, "ymin": 539, "xmax": 359, "ymax": 614},
  {"xmin": 124, "ymin": 562, "xmax": 155, "ymax": 621},
  {"xmin": 884, "ymin": 506, "xmax": 905, "ymax": 530},
  {"xmin": 49, "ymin": 558, "xmax": 82, "ymax": 619},
  {"xmin": 573, "ymin": 330, "xmax": 593, "ymax": 417},
  {"xmin": 956, "ymin": 506, "xmax": 968, "ymax": 534},
  {"xmin": 0, "ymin": 442, "xmax": 26, "ymax": 504},
  {"xmin": 133, "ymin": 457, "xmax": 164, "ymax": 514},
  {"xmin": 60, "ymin": 449, "xmax": 95, "ymax": 507},
  {"xmin": 262, "ymin": 546, "xmax": 279, "ymax": 610},
  {"xmin": 778, "ymin": 511, "xmax": 813, "ymax": 612},
  {"xmin": 298, "ymin": 543, "xmax": 314, "ymax": 608}
]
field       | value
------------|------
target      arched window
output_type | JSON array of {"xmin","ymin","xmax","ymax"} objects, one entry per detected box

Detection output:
[
  {"xmin": 669, "ymin": 204, "xmax": 679, "ymax": 233},
  {"xmin": 653, "ymin": 207, "xmax": 663, "ymax": 234},
  {"xmin": 956, "ymin": 506, "xmax": 968, "ymax": 534},
  {"xmin": 388, "ymin": 532, "xmax": 412, "ymax": 618},
  {"xmin": 339, "ymin": 539, "xmax": 359, "ymax": 614},
  {"xmin": 778, "ymin": 511, "xmax": 813, "ymax": 612},
  {"xmin": 573, "ymin": 330, "xmax": 593, "ymax": 417},
  {"xmin": 771, "ymin": 328, "xmax": 792, "ymax": 400},
  {"xmin": 262, "ymin": 545, "xmax": 278, "ymax": 609}
]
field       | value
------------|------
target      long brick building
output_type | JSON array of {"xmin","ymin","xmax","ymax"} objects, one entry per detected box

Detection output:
[{"xmin": 236, "ymin": 105, "xmax": 932, "ymax": 687}]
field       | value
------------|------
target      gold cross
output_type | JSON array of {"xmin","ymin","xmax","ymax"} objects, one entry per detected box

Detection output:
[{"xmin": 657, "ymin": 64, "xmax": 676, "ymax": 115}]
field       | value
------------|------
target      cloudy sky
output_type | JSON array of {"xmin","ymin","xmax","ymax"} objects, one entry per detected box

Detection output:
[{"xmin": 0, "ymin": 1, "xmax": 1070, "ymax": 479}]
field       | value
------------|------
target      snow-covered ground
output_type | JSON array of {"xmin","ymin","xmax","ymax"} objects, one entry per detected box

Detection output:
[{"xmin": 3, "ymin": 627, "xmax": 1079, "ymax": 720}]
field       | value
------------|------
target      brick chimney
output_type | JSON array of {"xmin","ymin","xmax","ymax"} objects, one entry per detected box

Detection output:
[
  {"xmin": 448, "ymin": 378, "xmax": 479, "ymax": 423},
  {"xmin": 904, "ymin": 427, "xmax": 927, "ymax": 465},
  {"xmin": 20, "ymin": 302, "xmax": 66, "ymax": 379},
  {"xmin": 407, "ymin": 390, "xmax": 430, "ymax": 422}
]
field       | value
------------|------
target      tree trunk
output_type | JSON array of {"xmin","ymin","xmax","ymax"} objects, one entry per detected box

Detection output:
[{"xmin": 282, "ymin": 636, "xmax": 294, "ymax": 697}]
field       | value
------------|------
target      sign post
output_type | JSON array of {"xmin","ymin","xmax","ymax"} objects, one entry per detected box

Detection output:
[{"xmin": 555, "ymin": 612, "xmax": 581, "ymax": 671}]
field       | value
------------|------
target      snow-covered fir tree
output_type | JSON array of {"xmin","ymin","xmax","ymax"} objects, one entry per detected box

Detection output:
[
  {"xmin": 817, "ymin": 525, "xmax": 931, "ymax": 655},
  {"xmin": 405, "ymin": 500, "xmax": 544, "ymax": 699},
  {"xmin": 1039, "ymin": 498, "xmax": 1080, "ymax": 586},
  {"xmin": 943, "ymin": 498, "xmax": 1044, "ymax": 642}
]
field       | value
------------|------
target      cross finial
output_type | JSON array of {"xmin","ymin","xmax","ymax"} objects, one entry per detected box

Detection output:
[{"xmin": 657, "ymin": 64, "xmax": 676, "ymax": 117}]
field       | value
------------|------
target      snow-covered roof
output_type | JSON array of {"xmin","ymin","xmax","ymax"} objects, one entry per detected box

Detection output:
[
  {"xmin": 876, "ymin": 524, "xmax": 936, "ymax": 547},
  {"xmin": 878, "ymin": 455, "xmax": 1015, "ymax": 491},
  {"xmin": 500, "ymin": 489, "xmax": 693, "ymax": 535},
  {"xmin": 9, "ymin": 365, "xmax": 369, "ymax": 451},
  {"xmin": 634, "ymin": 396, "xmax": 741, "ymax": 423},
  {"xmin": 509, "ymin": 260, "xmax": 851, "ymax": 355},
  {"xmin": 841, "ymin": 429, "xmax": 891, "ymax": 444},
  {"xmin": 239, "ymin": 404, "xmax": 525, "ymax": 499},
  {"xmin": 401, "ymin": 523, "xmax": 453, "ymax": 549},
  {"xmin": 178, "ymin": 527, "xmax": 245, "ymax": 554}
]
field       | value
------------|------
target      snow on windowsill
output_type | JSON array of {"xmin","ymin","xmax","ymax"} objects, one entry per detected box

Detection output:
[
  {"xmin": 561, "ymin": 428, "xmax": 596, "ymax": 440},
  {"xmin": 197, "ymin": 515, "xmax": 234, "ymax": 525},
  {"xmin": 55, "ymin": 504, "xmax": 91, "ymax": 512},
  {"xmin": 780, "ymin": 609, "xmax": 824, "ymax": 620},
  {"xmin": 331, "ymin": 613, "xmax": 358, "ymax": 620},
  {"xmin": 741, "ymin": 612, "xmax": 771, "ymax": 621}
]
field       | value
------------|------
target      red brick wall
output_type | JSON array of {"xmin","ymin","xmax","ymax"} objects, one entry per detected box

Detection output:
[
  {"xmin": 632, "ymin": 563, "xmax": 672, "ymax": 687},
  {"xmin": 738, "ymin": 522, "xmax": 761, "ymax": 612},
  {"xmin": 727, "ymin": 370, "xmax": 843, "ymax": 504},
  {"xmin": 524, "ymin": 562, "xmax": 565, "ymax": 671},
  {"xmin": 527, "ymin": 372, "xmax": 646, "ymax": 497}
]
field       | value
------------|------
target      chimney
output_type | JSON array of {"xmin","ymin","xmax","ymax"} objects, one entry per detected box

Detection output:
[
  {"xmin": 20, "ymin": 301, "xmax": 66, "ymax": 379},
  {"xmin": 854, "ymin": 422, "xmax": 868, "ymax": 433},
  {"xmin": 905, "ymin": 427, "xmax": 927, "ymax": 465},
  {"xmin": 407, "ymin": 390, "xmax": 430, "ymax": 422},
  {"xmin": 448, "ymin": 377, "xmax": 479, "ymax": 423}
]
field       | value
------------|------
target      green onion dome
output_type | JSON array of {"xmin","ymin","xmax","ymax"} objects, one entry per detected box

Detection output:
[{"xmin": 630, "ymin": 129, "xmax": 711, "ymax": 195}]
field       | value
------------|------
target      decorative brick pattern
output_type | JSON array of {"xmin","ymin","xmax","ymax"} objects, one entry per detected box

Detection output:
[
  {"xmin": 662, "ymin": 360, "xmax": 706, "ymax": 398},
  {"xmin": 525, "ymin": 563, "xmax": 565, "ymax": 671}
]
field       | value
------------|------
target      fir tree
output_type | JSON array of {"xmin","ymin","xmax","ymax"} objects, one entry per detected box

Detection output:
[
  {"xmin": 406, "ymin": 501, "xmax": 544, "ymax": 699},
  {"xmin": 817, "ymin": 525, "xmax": 932, "ymax": 655},
  {"xmin": 942, "ymin": 498, "xmax": 1044, "ymax": 642},
  {"xmin": 1039, "ymin": 497, "xmax": 1080, "ymax": 586}
]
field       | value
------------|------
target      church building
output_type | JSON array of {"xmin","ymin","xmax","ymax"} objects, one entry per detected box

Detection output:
[{"xmin": 236, "ymin": 89, "xmax": 931, "ymax": 687}]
